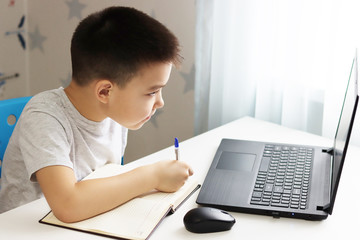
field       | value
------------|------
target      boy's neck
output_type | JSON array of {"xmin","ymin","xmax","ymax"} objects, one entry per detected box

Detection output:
[{"xmin": 64, "ymin": 81, "xmax": 106, "ymax": 122}]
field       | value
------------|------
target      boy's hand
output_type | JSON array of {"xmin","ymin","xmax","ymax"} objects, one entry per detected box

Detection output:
[{"xmin": 152, "ymin": 160, "xmax": 193, "ymax": 193}]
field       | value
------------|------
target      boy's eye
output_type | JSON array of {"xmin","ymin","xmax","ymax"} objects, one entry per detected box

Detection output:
[{"xmin": 148, "ymin": 89, "xmax": 160, "ymax": 96}]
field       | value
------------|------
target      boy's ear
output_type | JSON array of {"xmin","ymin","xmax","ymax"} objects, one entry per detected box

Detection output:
[{"xmin": 95, "ymin": 80, "xmax": 113, "ymax": 104}]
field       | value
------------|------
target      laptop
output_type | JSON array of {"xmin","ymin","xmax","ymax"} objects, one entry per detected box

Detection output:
[{"xmin": 196, "ymin": 54, "xmax": 359, "ymax": 220}]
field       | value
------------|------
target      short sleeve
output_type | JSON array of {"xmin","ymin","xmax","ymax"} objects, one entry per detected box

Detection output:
[{"xmin": 18, "ymin": 110, "xmax": 73, "ymax": 181}]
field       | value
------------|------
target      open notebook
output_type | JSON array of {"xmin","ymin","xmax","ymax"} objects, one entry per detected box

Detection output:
[{"xmin": 40, "ymin": 164, "xmax": 200, "ymax": 240}]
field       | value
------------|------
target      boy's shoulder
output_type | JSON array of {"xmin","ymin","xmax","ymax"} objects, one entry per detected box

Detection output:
[
  {"xmin": 26, "ymin": 87, "xmax": 70, "ymax": 113},
  {"xmin": 29, "ymin": 87, "xmax": 65, "ymax": 106},
  {"xmin": 22, "ymin": 87, "xmax": 71, "ymax": 123}
]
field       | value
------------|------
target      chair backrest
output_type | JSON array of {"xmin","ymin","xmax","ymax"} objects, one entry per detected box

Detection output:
[{"xmin": 0, "ymin": 96, "xmax": 32, "ymax": 178}]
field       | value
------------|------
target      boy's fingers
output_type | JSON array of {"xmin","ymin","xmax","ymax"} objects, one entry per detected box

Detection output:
[
  {"xmin": 181, "ymin": 162, "xmax": 193, "ymax": 176},
  {"xmin": 188, "ymin": 167, "xmax": 194, "ymax": 176}
]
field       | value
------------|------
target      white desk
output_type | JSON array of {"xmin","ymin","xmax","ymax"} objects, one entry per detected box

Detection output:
[{"xmin": 1, "ymin": 117, "xmax": 359, "ymax": 239}]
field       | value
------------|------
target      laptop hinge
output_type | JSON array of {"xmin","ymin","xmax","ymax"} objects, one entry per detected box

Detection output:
[
  {"xmin": 317, "ymin": 203, "xmax": 331, "ymax": 213},
  {"xmin": 322, "ymin": 147, "xmax": 334, "ymax": 155}
]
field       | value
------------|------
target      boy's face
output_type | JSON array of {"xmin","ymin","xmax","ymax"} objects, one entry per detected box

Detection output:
[{"xmin": 108, "ymin": 62, "xmax": 172, "ymax": 130}]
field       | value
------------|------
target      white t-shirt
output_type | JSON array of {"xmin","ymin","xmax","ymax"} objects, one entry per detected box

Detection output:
[{"xmin": 0, "ymin": 88, "xmax": 128, "ymax": 213}]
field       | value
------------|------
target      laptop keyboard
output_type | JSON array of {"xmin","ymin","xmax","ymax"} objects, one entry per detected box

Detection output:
[{"xmin": 250, "ymin": 144, "xmax": 313, "ymax": 210}]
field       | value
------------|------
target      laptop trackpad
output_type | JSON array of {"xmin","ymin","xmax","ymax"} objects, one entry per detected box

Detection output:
[
  {"xmin": 197, "ymin": 150, "xmax": 257, "ymax": 206},
  {"xmin": 216, "ymin": 151, "xmax": 256, "ymax": 172}
]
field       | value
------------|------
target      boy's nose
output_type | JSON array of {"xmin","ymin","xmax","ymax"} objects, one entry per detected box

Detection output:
[
  {"xmin": 155, "ymin": 94, "xmax": 164, "ymax": 109},
  {"xmin": 154, "ymin": 91, "xmax": 164, "ymax": 109}
]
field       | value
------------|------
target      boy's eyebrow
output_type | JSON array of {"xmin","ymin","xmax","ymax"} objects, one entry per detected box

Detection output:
[{"xmin": 147, "ymin": 84, "xmax": 166, "ymax": 91}]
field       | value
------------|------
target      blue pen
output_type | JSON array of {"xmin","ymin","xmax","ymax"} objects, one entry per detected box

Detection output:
[{"xmin": 174, "ymin": 137, "xmax": 179, "ymax": 160}]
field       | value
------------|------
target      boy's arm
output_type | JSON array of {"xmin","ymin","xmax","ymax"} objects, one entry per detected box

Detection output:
[{"xmin": 36, "ymin": 160, "xmax": 193, "ymax": 223}]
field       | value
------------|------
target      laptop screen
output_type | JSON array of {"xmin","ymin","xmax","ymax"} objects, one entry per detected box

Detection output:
[{"xmin": 329, "ymin": 53, "xmax": 359, "ymax": 214}]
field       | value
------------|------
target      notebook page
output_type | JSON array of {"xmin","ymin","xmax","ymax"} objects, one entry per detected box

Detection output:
[
  {"xmin": 85, "ymin": 164, "xmax": 198, "ymax": 209},
  {"xmin": 42, "ymin": 197, "xmax": 170, "ymax": 240},
  {"xmin": 138, "ymin": 178, "xmax": 199, "ymax": 210}
]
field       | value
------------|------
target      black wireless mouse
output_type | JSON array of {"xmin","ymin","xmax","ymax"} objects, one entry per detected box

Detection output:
[{"xmin": 183, "ymin": 207, "xmax": 236, "ymax": 233}]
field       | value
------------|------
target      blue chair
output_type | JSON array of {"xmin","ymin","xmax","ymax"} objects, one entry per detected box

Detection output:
[{"xmin": 0, "ymin": 96, "xmax": 32, "ymax": 178}]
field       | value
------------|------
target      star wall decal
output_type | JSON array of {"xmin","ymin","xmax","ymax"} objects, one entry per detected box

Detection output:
[
  {"xmin": 28, "ymin": 25, "xmax": 46, "ymax": 52},
  {"xmin": 66, "ymin": 0, "xmax": 86, "ymax": 20},
  {"xmin": 150, "ymin": 109, "xmax": 163, "ymax": 128},
  {"xmin": 180, "ymin": 64, "xmax": 195, "ymax": 93},
  {"xmin": 60, "ymin": 72, "xmax": 72, "ymax": 88}
]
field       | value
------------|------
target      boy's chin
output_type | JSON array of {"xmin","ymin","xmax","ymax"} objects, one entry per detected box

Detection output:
[
  {"xmin": 119, "ymin": 115, "xmax": 153, "ymax": 130},
  {"xmin": 128, "ymin": 125, "xmax": 143, "ymax": 130},
  {"xmin": 127, "ymin": 121, "xmax": 148, "ymax": 130}
]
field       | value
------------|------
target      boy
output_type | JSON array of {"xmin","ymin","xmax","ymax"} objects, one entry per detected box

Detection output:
[{"xmin": 0, "ymin": 6, "xmax": 193, "ymax": 222}]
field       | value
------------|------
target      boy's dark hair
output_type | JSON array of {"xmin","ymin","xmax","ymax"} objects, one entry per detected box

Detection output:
[{"xmin": 71, "ymin": 6, "xmax": 181, "ymax": 87}]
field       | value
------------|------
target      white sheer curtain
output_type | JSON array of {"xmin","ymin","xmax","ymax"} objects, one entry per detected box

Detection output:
[{"xmin": 195, "ymin": 0, "xmax": 360, "ymax": 145}]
